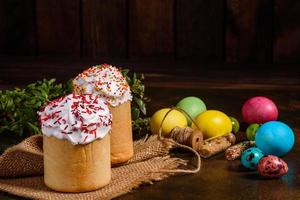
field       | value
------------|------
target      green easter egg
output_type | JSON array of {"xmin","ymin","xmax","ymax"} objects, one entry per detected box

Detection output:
[
  {"xmin": 229, "ymin": 116, "xmax": 240, "ymax": 133},
  {"xmin": 246, "ymin": 123, "xmax": 260, "ymax": 141},
  {"xmin": 176, "ymin": 96, "xmax": 206, "ymax": 125}
]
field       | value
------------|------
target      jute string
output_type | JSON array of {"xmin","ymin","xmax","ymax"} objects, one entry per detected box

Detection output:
[
  {"xmin": 156, "ymin": 107, "xmax": 201, "ymax": 174},
  {"xmin": 170, "ymin": 127, "xmax": 194, "ymax": 145},
  {"xmin": 170, "ymin": 127, "xmax": 203, "ymax": 150}
]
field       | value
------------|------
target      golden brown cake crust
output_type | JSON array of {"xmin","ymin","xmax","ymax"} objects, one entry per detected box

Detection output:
[
  {"xmin": 110, "ymin": 101, "xmax": 134, "ymax": 165},
  {"xmin": 43, "ymin": 134, "xmax": 111, "ymax": 192}
]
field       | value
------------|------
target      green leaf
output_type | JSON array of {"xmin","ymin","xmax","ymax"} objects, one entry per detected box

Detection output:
[
  {"xmin": 121, "ymin": 69, "xmax": 131, "ymax": 84},
  {"xmin": 49, "ymin": 79, "xmax": 56, "ymax": 84},
  {"xmin": 132, "ymin": 73, "xmax": 137, "ymax": 84},
  {"xmin": 65, "ymin": 79, "xmax": 73, "ymax": 93},
  {"xmin": 27, "ymin": 122, "xmax": 41, "ymax": 134},
  {"xmin": 134, "ymin": 97, "xmax": 146, "ymax": 115},
  {"xmin": 131, "ymin": 107, "xmax": 140, "ymax": 120}
]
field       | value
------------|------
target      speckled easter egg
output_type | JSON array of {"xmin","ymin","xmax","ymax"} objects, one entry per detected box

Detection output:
[
  {"xmin": 192, "ymin": 110, "xmax": 232, "ymax": 139},
  {"xmin": 150, "ymin": 108, "xmax": 187, "ymax": 137},
  {"xmin": 176, "ymin": 96, "xmax": 206, "ymax": 125},
  {"xmin": 241, "ymin": 147, "xmax": 264, "ymax": 170},
  {"xmin": 242, "ymin": 96, "xmax": 278, "ymax": 124},
  {"xmin": 258, "ymin": 155, "xmax": 288, "ymax": 178},
  {"xmin": 255, "ymin": 121, "xmax": 294, "ymax": 157}
]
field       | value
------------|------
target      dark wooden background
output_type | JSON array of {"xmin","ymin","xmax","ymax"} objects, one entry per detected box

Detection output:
[{"xmin": 0, "ymin": 0, "xmax": 299, "ymax": 65}]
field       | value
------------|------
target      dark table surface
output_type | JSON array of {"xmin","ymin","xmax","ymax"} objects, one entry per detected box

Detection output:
[{"xmin": 0, "ymin": 59, "xmax": 300, "ymax": 200}]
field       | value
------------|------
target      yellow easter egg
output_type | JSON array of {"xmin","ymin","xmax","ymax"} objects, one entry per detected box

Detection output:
[
  {"xmin": 192, "ymin": 110, "xmax": 232, "ymax": 139},
  {"xmin": 150, "ymin": 108, "xmax": 188, "ymax": 137}
]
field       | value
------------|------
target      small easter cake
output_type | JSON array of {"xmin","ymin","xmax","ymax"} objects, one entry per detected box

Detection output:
[
  {"xmin": 73, "ymin": 64, "xmax": 133, "ymax": 165},
  {"xmin": 38, "ymin": 93, "xmax": 112, "ymax": 192}
]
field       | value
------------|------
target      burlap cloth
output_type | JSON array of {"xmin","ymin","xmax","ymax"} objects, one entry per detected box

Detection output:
[{"xmin": 0, "ymin": 135, "xmax": 200, "ymax": 199}]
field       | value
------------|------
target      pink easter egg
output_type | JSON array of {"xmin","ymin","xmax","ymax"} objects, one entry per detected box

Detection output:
[{"xmin": 242, "ymin": 96, "xmax": 278, "ymax": 124}]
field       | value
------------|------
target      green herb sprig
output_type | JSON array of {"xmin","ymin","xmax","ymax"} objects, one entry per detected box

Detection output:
[
  {"xmin": 0, "ymin": 79, "xmax": 70, "ymax": 137},
  {"xmin": 121, "ymin": 69, "xmax": 150, "ymax": 139},
  {"xmin": 0, "ymin": 69, "xmax": 149, "ymax": 139}
]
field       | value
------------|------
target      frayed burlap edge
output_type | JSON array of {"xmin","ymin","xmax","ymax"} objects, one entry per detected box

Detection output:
[{"xmin": 0, "ymin": 134, "xmax": 198, "ymax": 200}]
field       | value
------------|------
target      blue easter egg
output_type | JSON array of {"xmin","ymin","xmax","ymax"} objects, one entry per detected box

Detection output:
[
  {"xmin": 241, "ymin": 147, "xmax": 265, "ymax": 170},
  {"xmin": 255, "ymin": 121, "xmax": 295, "ymax": 157}
]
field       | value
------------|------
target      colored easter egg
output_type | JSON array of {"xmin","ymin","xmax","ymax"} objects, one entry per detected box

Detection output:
[
  {"xmin": 255, "ymin": 121, "xmax": 294, "ymax": 156},
  {"xmin": 246, "ymin": 123, "xmax": 260, "ymax": 141},
  {"xmin": 241, "ymin": 147, "xmax": 264, "ymax": 170},
  {"xmin": 176, "ymin": 96, "xmax": 206, "ymax": 125},
  {"xmin": 229, "ymin": 116, "xmax": 240, "ymax": 134},
  {"xmin": 258, "ymin": 155, "xmax": 288, "ymax": 178},
  {"xmin": 242, "ymin": 96, "xmax": 278, "ymax": 124},
  {"xmin": 192, "ymin": 110, "xmax": 232, "ymax": 139},
  {"xmin": 150, "ymin": 108, "xmax": 187, "ymax": 137}
]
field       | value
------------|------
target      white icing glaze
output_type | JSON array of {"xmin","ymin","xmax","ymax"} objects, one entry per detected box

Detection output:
[
  {"xmin": 72, "ymin": 64, "xmax": 132, "ymax": 107},
  {"xmin": 38, "ymin": 94, "xmax": 112, "ymax": 145}
]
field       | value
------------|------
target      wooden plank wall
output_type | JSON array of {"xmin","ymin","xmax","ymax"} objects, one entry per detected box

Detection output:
[
  {"xmin": 129, "ymin": 0, "xmax": 174, "ymax": 59},
  {"xmin": 36, "ymin": 0, "xmax": 81, "ymax": 56},
  {"xmin": 176, "ymin": 0, "xmax": 224, "ymax": 62},
  {"xmin": 273, "ymin": 0, "xmax": 300, "ymax": 63},
  {"xmin": 226, "ymin": 0, "xmax": 273, "ymax": 63},
  {"xmin": 0, "ymin": 0, "xmax": 299, "ymax": 64},
  {"xmin": 0, "ymin": 0, "xmax": 36, "ymax": 55},
  {"xmin": 82, "ymin": 0, "xmax": 127, "ymax": 58}
]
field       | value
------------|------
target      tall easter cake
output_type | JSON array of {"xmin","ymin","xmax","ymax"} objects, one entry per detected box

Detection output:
[
  {"xmin": 73, "ymin": 64, "xmax": 133, "ymax": 164},
  {"xmin": 38, "ymin": 94, "xmax": 112, "ymax": 192}
]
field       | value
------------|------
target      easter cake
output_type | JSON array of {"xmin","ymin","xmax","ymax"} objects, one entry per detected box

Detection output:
[
  {"xmin": 73, "ymin": 64, "xmax": 133, "ymax": 164},
  {"xmin": 38, "ymin": 94, "xmax": 112, "ymax": 192}
]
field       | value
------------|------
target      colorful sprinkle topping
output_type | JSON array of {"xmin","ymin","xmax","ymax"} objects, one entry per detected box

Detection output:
[
  {"xmin": 38, "ymin": 94, "xmax": 112, "ymax": 145},
  {"xmin": 72, "ymin": 64, "xmax": 132, "ymax": 107}
]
